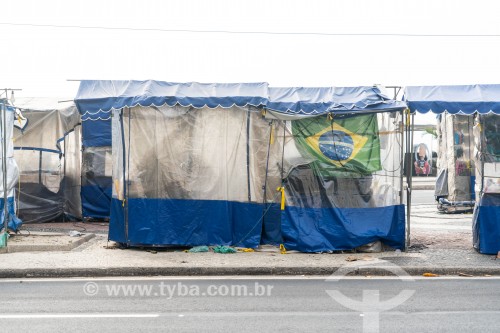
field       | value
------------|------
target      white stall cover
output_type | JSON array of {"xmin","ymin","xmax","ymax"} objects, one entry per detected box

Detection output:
[{"xmin": 0, "ymin": 99, "xmax": 22, "ymax": 231}]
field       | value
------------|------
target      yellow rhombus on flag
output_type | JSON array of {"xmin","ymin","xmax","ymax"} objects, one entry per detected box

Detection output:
[{"xmin": 304, "ymin": 122, "xmax": 368, "ymax": 167}]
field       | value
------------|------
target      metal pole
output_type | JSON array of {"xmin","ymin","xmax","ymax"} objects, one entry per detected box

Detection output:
[
  {"xmin": 400, "ymin": 109, "xmax": 404, "ymax": 206},
  {"xmin": 2, "ymin": 92, "xmax": 9, "ymax": 232},
  {"xmin": 261, "ymin": 120, "xmax": 273, "ymax": 234},
  {"xmin": 246, "ymin": 109, "xmax": 251, "ymax": 201},
  {"xmin": 38, "ymin": 151, "xmax": 43, "ymax": 184},
  {"xmin": 0, "ymin": 89, "xmax": 21, "ymax": 235},
  {"xmin": 403, "ymin": 110, "xmax": 413, "ymax": 248},
  {"xmin": 407, "ymin": 113, "xmax": 415, "ymax": 247},
  {"xmin": 480, "ymin": 115, "xmax": 485, "ymax": 199}
]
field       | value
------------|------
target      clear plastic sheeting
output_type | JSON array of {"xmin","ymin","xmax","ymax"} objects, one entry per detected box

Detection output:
[
  {"xmin": 0, "ymin": 100, "xmax": 22, "ymax": 231},
  {"xmin": 12, "ymin": 99, "xmax": 81, "ymax": 223},
  {"xmin": 81, "ymin": 146, "xmax": 112, "ymax": 218},
  {"xmin": 477, "ymin": 114, "xmax": 500, "ymax": 194},
  {"xmin": 472, "ymin": 114, "xmax": 500, "ymax": 254},
  {"xmin": 404, "ymin": 84, "xmax": 500, "ymax": 254},
  {"xmin": 118, "ymin": 105, "xmax": 279, "ymax": 201},
  {"xmin": 473, "ymin": 114, "xmax": 500, "ymax": 254},
  {"xmin": 283, "ymin": 112, "xmax": 402, "ymax": 208},
  {"xmin": 111, "ymin": 105, "xmax": 282, "ymax": 247},
  {"xmin": 434, "ymin": 169, "xmax": 448, "ymax": 197},
  {"xmin": 280, "ymin": 111, "xmax": 405, "ymax": 252},
  {"xmin": 62, "ymin": 125, "xmax": 82, "ymax": 219},
  {"xmin": 0, "ymin": 104, "xmax": 18, "ymax": 198},
  {"xmin": 434, "ymin": 114, "xmax": 475, "ymax": 212},
  {"xmin": 80, "ymin": 118, "xmax": 112, "ymax": 218}
]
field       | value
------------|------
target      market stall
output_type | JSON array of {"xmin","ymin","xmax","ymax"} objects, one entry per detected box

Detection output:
[
  {"xmin": 75, "ymin": 81, "xmax": 407, "ymax": 251},
  {"xmin": 405, "ymin": 84, "xmax": 500, "ymax": 254},
  {"xmin": 13, "ymin": 98, "xmax": 81, "ymax": 223}
]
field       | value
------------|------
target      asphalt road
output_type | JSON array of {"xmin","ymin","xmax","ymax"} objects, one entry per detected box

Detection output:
[
  {"xmin": 407, "ymin": 189, "xmax": 436, "ymax": 205},
  {"xmin": 1, "ymin": 277, "xmax": 499, "ymax": 332}
]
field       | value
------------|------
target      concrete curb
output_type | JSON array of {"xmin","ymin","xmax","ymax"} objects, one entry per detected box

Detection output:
[
  {"xmin": 1, "ymin": 265, "xmax": 500, "ymax": 279},
  {"xmin": 3, "ymin": 233, "xmax": 95, "ymax": 253},
  {"xmin": 411, "ymin": 185, "xmax": 435, "ymax": 190}
]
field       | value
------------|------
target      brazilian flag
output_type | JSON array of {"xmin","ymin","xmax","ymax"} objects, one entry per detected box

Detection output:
[{"xmin": 292, "ymin": 114, "xmax": 381, "ymax": 178}]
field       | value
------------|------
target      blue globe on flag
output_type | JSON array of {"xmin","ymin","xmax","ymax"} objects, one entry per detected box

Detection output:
[{"xmin": 318, "ymin": 130, "xmax": 354, "ymax": 161}]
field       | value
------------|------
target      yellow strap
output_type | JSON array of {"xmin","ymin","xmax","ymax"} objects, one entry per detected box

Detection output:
[
  {"xmin": 277, "ymin": 187, "xmax": 285, "ymax": 210},
  {"xmin": 279, "ymin": 244, "xmax": 287, "ymax": 254},
  {"xmin": 113, "ymin": 179, "xmax": 126, "ymax": 207},
  {"xmin": 12, "ymin": 114, "xmax": 22, "ymax": 143},
  {"xmin": 270, "ymin": 123, "xmax": 275, "ymax": 145},
  {"xmin": 405, "ymin": 108, "xmax": 411, "ymax": 126},
  {"xmin": 237, "ymin": 248, "xmax": 255, "ymax": 252}
]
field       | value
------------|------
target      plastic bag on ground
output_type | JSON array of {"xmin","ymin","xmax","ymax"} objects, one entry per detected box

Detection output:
[
  {"xmin": 213, "ymin": 245, "xmax": 237, "ymax": 254},
  {"xmin": 188, "ymin": 245, "xmax": 209, "ymax": 253}
]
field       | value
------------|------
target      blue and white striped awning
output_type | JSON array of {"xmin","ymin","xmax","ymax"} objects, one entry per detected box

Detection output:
[
  {"xmin": 75, "ymin": 80, "xmax": 406, "ymax": 119},
  {"xmin": 75, "ymin": 80, "xmax": 269, "ymax": 120},
  {"xmin": 267, "ymin": 86, "xmax": 405, "ymax": 116},
  {"xmin": 405, "ymin": 84, "xmax": 500, "ymax": 115}
]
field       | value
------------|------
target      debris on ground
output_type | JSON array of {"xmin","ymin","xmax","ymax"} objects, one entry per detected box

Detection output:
[
  {"xmin": 406, "ymin": 243, "xmax": 428, "ymax": 253},
  {"xmin": 213, "ymin": 245, "xmax": 237, "ymax": 254},
  {"xmin": 237, "ymin": 248, "xmax": 255, "ymax": 252},
  {"xmin": 423, "ymin": 272, "xmax": 440, "ymax": 277},
  {"xmin": 187, "ymin": 246, "xmax": 209, "ymax": 253},
  {"xmin": 356, "ymin": 241, "xmax": 382, "ymax": 253},
  {"xmin": 103, "ymin": 242, "xmax": 126, "ymax": 250},
  {"xmin": 68, "ymin": 230, "xmax": 83, "ymax": 237},
  {"xmin": 0, "ymin": 232, "xmax": 8, "ymax": 248}
]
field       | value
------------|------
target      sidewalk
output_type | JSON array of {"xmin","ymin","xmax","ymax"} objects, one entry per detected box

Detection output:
[
  {"xmin": 1, "ymin": 203, "xmax": 498, "ymax": 278},
  {"xmin": 409, "ymin": 176, "xmax": 436, "ymax": 190}
]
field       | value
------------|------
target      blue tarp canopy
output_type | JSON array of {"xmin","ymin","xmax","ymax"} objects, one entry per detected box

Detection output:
[
  {"xmin": 75, "ymin": 80, "xmax": 270, "ymax": 147},
  {"xmin": 75, "ymin": 80, "xmax": 269, "ymax": 116},
  {"xmin": 405, "ymin": 84, "xmax": 500, "ymax": 114},
  {"xmin": 75, "ymin": 80, "xmax": 406, "ymax": 117},
  {"xmin": 268, "ymin": 86, "xmax": 406, "ymax": 115}
]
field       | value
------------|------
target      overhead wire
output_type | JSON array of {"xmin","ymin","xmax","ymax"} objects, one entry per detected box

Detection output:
[{"xmin": 1, "ymin": 22, "xmax": 500, "ymax": 37}]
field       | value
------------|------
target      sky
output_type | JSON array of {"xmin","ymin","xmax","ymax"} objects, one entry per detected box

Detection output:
[{"xmin": 1, "ymin": 0, "xmax": 500, "ymax": 115}]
